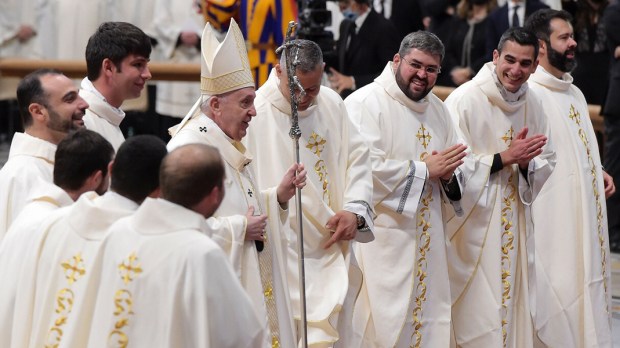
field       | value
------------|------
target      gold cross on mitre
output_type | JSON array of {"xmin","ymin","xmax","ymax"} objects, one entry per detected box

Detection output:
[
  {"xmin": 569, "ymin": 104, "xmax": 581, "ymax": 126},
  {"xmin": 118, "ymin": 252, "xmax": 143, "ymax": 285},
  {"xmin": 502, "ymin": 127, "xmax": 515, "ymax": 145},
  {"xmin": 61, "ymin": 253, "xmax": 86, "ymax": 284},
  {"xmin": 416, "ymin": 124, "xmax": 432, "ymax": 149}
]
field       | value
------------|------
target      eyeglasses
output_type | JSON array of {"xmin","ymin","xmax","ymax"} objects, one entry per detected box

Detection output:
[{"xmin": 400, "ymin": 55, "xmax": 441, "ymax": 75}]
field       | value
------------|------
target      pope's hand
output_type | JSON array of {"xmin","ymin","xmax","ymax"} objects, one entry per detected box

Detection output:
[
  {"xmin": 500, "ymin": 127, "xmax": 547, "ymax": 170},
  {"xmin": 245, "ymin": 206, "xmax": 267, "ymax": 241},
  {"xmin": 324, "ymin": 211, "xmax": 357, "ymax": 249},
  {"xmin": 424, "ymin": 144, "xmax": 467, "ymax": 180},
  {"xmin": 277, "ymin": 163, "xmax": 307, "ymax": 204}
]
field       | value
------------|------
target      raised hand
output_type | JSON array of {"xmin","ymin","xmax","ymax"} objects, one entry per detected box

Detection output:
[
  {"xmin": 500, "ymin": 127, "xmax": 547, "ymax": 170},
  {"xmin": 276, "ymin": 163, "xmax": 307, "ymax": 204},
  {"xmin": 424, "ymin": 144, "xmax": 468, "ymax": 180}
]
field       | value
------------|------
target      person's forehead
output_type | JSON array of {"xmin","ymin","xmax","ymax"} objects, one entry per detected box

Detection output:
[
  {"xmin": 549, "ymin": 18, "xmax": 573, "ymax": 37},
  {"xmin": 404, "ymin": 48, "xmax": 441, "ymax": 66},
  {"xmin": 228, "ymin": 87, "xmax": 256, "ymax": 99},
  {"xmin": 500, "ymin": 41, "xmax": 535, "ymax": 60},
  {"xmin": 41, "ymin": 74, "xmax": 77, "ymax": 99}
]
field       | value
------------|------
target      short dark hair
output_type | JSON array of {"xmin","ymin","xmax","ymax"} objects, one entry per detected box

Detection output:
[
  {"xmin": 277, "ymin": 39, "xmax": 323, "ymax": 73},
  {"xmin": 16, "ymin": 68, "xmax": 63, "ymax": 128},
  {"xmin": 111, "ymin": 135, "xmax": 167, "ymax": 204},
  {"xmin": 85, "ymin": 22, "xmax": 152, "ymax": 81},
  {"xmin": 160, "ymin": 144, "xmax": 225, "ymax": 209},
  {"xmin": 54, "ymin": 129, "xmax": 114, "ymax": 191},
  {"xmin": 399, "ymin": 31, "xmax": 445, "ymax": 63},
  {"xmin": 524, "ymin": 9, "xmax": 573, "ymax": 45},
  {"xmin": 497, "ymin": 27, "xmax": 540, "ymax": 59}
]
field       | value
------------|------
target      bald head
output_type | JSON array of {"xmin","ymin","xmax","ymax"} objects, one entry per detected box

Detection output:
[{"xmin": 160, "ymin": 144, "xmax": 225, "ymax": 212}]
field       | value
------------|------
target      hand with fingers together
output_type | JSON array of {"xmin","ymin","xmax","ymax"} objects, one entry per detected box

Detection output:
[
  {"xmin": 245, "ymin": 206, "xmax": 268, "ymax": 241},
  {"xmin": 499, "ymin": 127, "xmax": 547, "ymax": 170},
  {"xmin": 603, "ymin": 170, "xmax": 616, "ymax": 199},
  {"xmin": 424, "ymin": 143, "xmax": 468, "ymax": 180},
  {"xmin": 323, "ymin": 211, "xmax": 358, "ymax": 249},
  {"xmin": 328, "ymin": 67, "xmax": 355, "ymax": 94}
]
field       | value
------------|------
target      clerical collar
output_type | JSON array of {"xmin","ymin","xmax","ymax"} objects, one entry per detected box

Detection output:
[
  {"xmin": 492, "ymin": 68, "xmax": 528, "ymax": 103},
  {"xmin": 80, "ymin": 77, "xmax": 124, "ymax": 115}
]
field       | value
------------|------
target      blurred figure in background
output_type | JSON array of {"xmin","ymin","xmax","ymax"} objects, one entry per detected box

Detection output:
[
  {"xmin": 568, "ymin": 0, "xmax": 610, "ymax": 105},
  {"xmin": 444, "ymin": 0, "xmax": 497, "ymax": 86}
]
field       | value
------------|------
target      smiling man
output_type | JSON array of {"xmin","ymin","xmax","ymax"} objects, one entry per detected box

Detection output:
[
  {"xmin": 343, "ymin": 31, "xmax": 468, "ymax": 348},
  {"xmin": 0, "ymin": 69, "xmax": 88, "ymax": 239},
  {"xmin": 525, "ymin": 9, "xmax": 614, "ymax": 346},
  {"xmin": 444, "ymin": 27, "xmax": 556, "ymax": 347},
  {"xmin": 80, "ymin": 21, "xmax": 152, "ymax": 151}
]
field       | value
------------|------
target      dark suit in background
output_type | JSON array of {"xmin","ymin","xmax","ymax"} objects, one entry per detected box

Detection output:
[
  {"xmin": 388, "ymin": 0, "xmax": 424, "ymax": 40},
  {"xmin": 602, "ymin": 2, "xmax": 620, "ymax": 250},
  {"xmin": 485, "ymin": 0, "xmax": 549, "ymax": 56},
  {"xmin": 335, "ymin": 10, "xmax": 400, "ymax": 98}
]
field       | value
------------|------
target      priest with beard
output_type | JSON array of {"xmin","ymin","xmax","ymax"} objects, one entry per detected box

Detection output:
[
  {"xmin": 525, "ymin": 9, "xmax": 614, "ymax": 347},
  {"xmin": 343, "ymin": 31, "xmax": 468, "ymax": 348}
]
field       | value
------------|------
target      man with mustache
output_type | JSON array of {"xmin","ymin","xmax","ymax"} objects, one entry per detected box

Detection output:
[
  {"xmin": 168, "ymin": 20, "xmax": 306, "ymax": 348},
  {"xmin": 244, "ymin": 39, "xmax": 375, "ymax": 347},
  {"xmin": 0, "ymin": 69, "xmax": 88, "ymax": 240},
  {"xmin": 524, "ymin": 9, "xmax": 614, "ymax": 346},
  {"xmin": 444, "ymin": 27, "xmax": 556, "ymax": 347},
  {"xmin": 342, "ymin": 30, "xmax": 468, "ymax": 347},
  {"xmin": 80, "ymin": 22, "xmax": 152, "ymax": 151}
]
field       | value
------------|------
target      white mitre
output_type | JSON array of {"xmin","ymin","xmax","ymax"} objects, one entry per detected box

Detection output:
[{"xmin": 169, "ymin": 18, "xmax": 254, "ymax": 136}]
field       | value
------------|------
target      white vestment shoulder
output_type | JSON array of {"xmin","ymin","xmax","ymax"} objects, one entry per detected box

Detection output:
[
  {"xmin": 168, "ymin": 115, "xmax": 296, "ymax": 347},
  {"xmin": 244, "ymin": 70, "xmax": 375, "ymax": 346},
  {"xmin": 444, "ymin": 62, "xmax": 556, "ymax": 347},
  {"xmin": 343, "ymin": 62, "xmax": 461, "ymax": 347},
  {"xmin": 87, "ymin": 198, "xmax": 266, "ymax": 348},
  {"xmin": 0, "ymin": 132, "xmax": 56, "ymax": 240},
  {"xmin": 80, "ymin": 80, "xmax": 126, "ymax": 152},
  {"xmin": 528, "ymin": 66, "xmax": 612, "ymax": 347},
  {"xmin": 0, "ymin": 181, "xmax": 72, "ymax": 348},
  {"xmin": 12, "ymin": 192, "xmax": 138, "ymax": 348}
]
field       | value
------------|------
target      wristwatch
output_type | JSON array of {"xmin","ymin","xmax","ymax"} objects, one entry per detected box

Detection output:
[{"xmin": 356, "ymin": 214, "xmax": 366, "ymax": 229}]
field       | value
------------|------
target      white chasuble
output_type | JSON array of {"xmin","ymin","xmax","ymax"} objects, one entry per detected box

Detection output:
[
  {"xmin": 86, "ymin": 198, "xmax": 265, "ymax": 347},
  {"xmin": 244, "ymin": 70, "xmax": 374, "ymax": 347},
  {"xmin": 0, "ymin": 132, "xmax": 56, "ymax": 240},
  {"xmin": 0, "ymin": 181, "xmax": 72, "ymax": 348},
  {"xmin": 13, "ymin": 192, "xmax": 137, "ymax": 348},
  {"xmin": 343, "ymin": 62, "xmax": 462, "ymax": 348},
  {"xmin": 168, "ymin": 115, "xmax": 296, "ymax": 348},
  {"xmin": 444, "ymin": 62, "xmax": 556, "ymax": 348},
  {"xmin": 80, "ymin": 78, "xmax": 126, "ymax": 152},
  {"xmin": 528, "ymin": 67, "xmax": 612, "ymax": 347}
]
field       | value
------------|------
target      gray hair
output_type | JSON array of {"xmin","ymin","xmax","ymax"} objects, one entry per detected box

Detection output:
[
  {"xmin": 398, "ymin": 31, "xmax": 445, "ymax": 63},
  {"xmin": 278, "ymin": 39, "xmax": 323, "ymax": 73}
]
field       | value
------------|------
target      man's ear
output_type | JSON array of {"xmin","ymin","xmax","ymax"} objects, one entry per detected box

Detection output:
[
  {"xmin": 102, "ymin": 58, "xmax": 115, "ymax": 76},
  {"xmin": 28, "ymin": 103, "xmax": 46, "ymax": 123},
  {"xmin": 209, "ymin": 96, "xmax": 220, "ymax": 113},
  {"xmin": 538, "ymin": 39, "xmax": 547, "ymax": 58},
  {"xmin": 85, "ymin": 169, "xmax": 103, "ymax": 192}
]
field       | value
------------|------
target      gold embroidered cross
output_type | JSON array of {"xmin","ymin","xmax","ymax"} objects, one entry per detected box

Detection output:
[
  {"xmin": 501, "ymin": 127, "xmax": 515, "ymax": 145},
  {"xmin": 264, "ymin": 285, "xmax": 274, "ymax": 301},
  {"xmin": 118, "ymin": 252, "xmax": 143, "ymax": 285},
  {"xmin": 306, "ymin": 132, "xmax": 326, "ymax": 157},
  {"xmin": 416, "ymin": 124, "xmax": 432, "ymax": 149},
  {"xmin": 61, "ymin": 253, "xmax": 86, "ymax": 285},
  {"xmin": 569, "ymin": 104, "xmax": 581, "ymax": 126}
]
